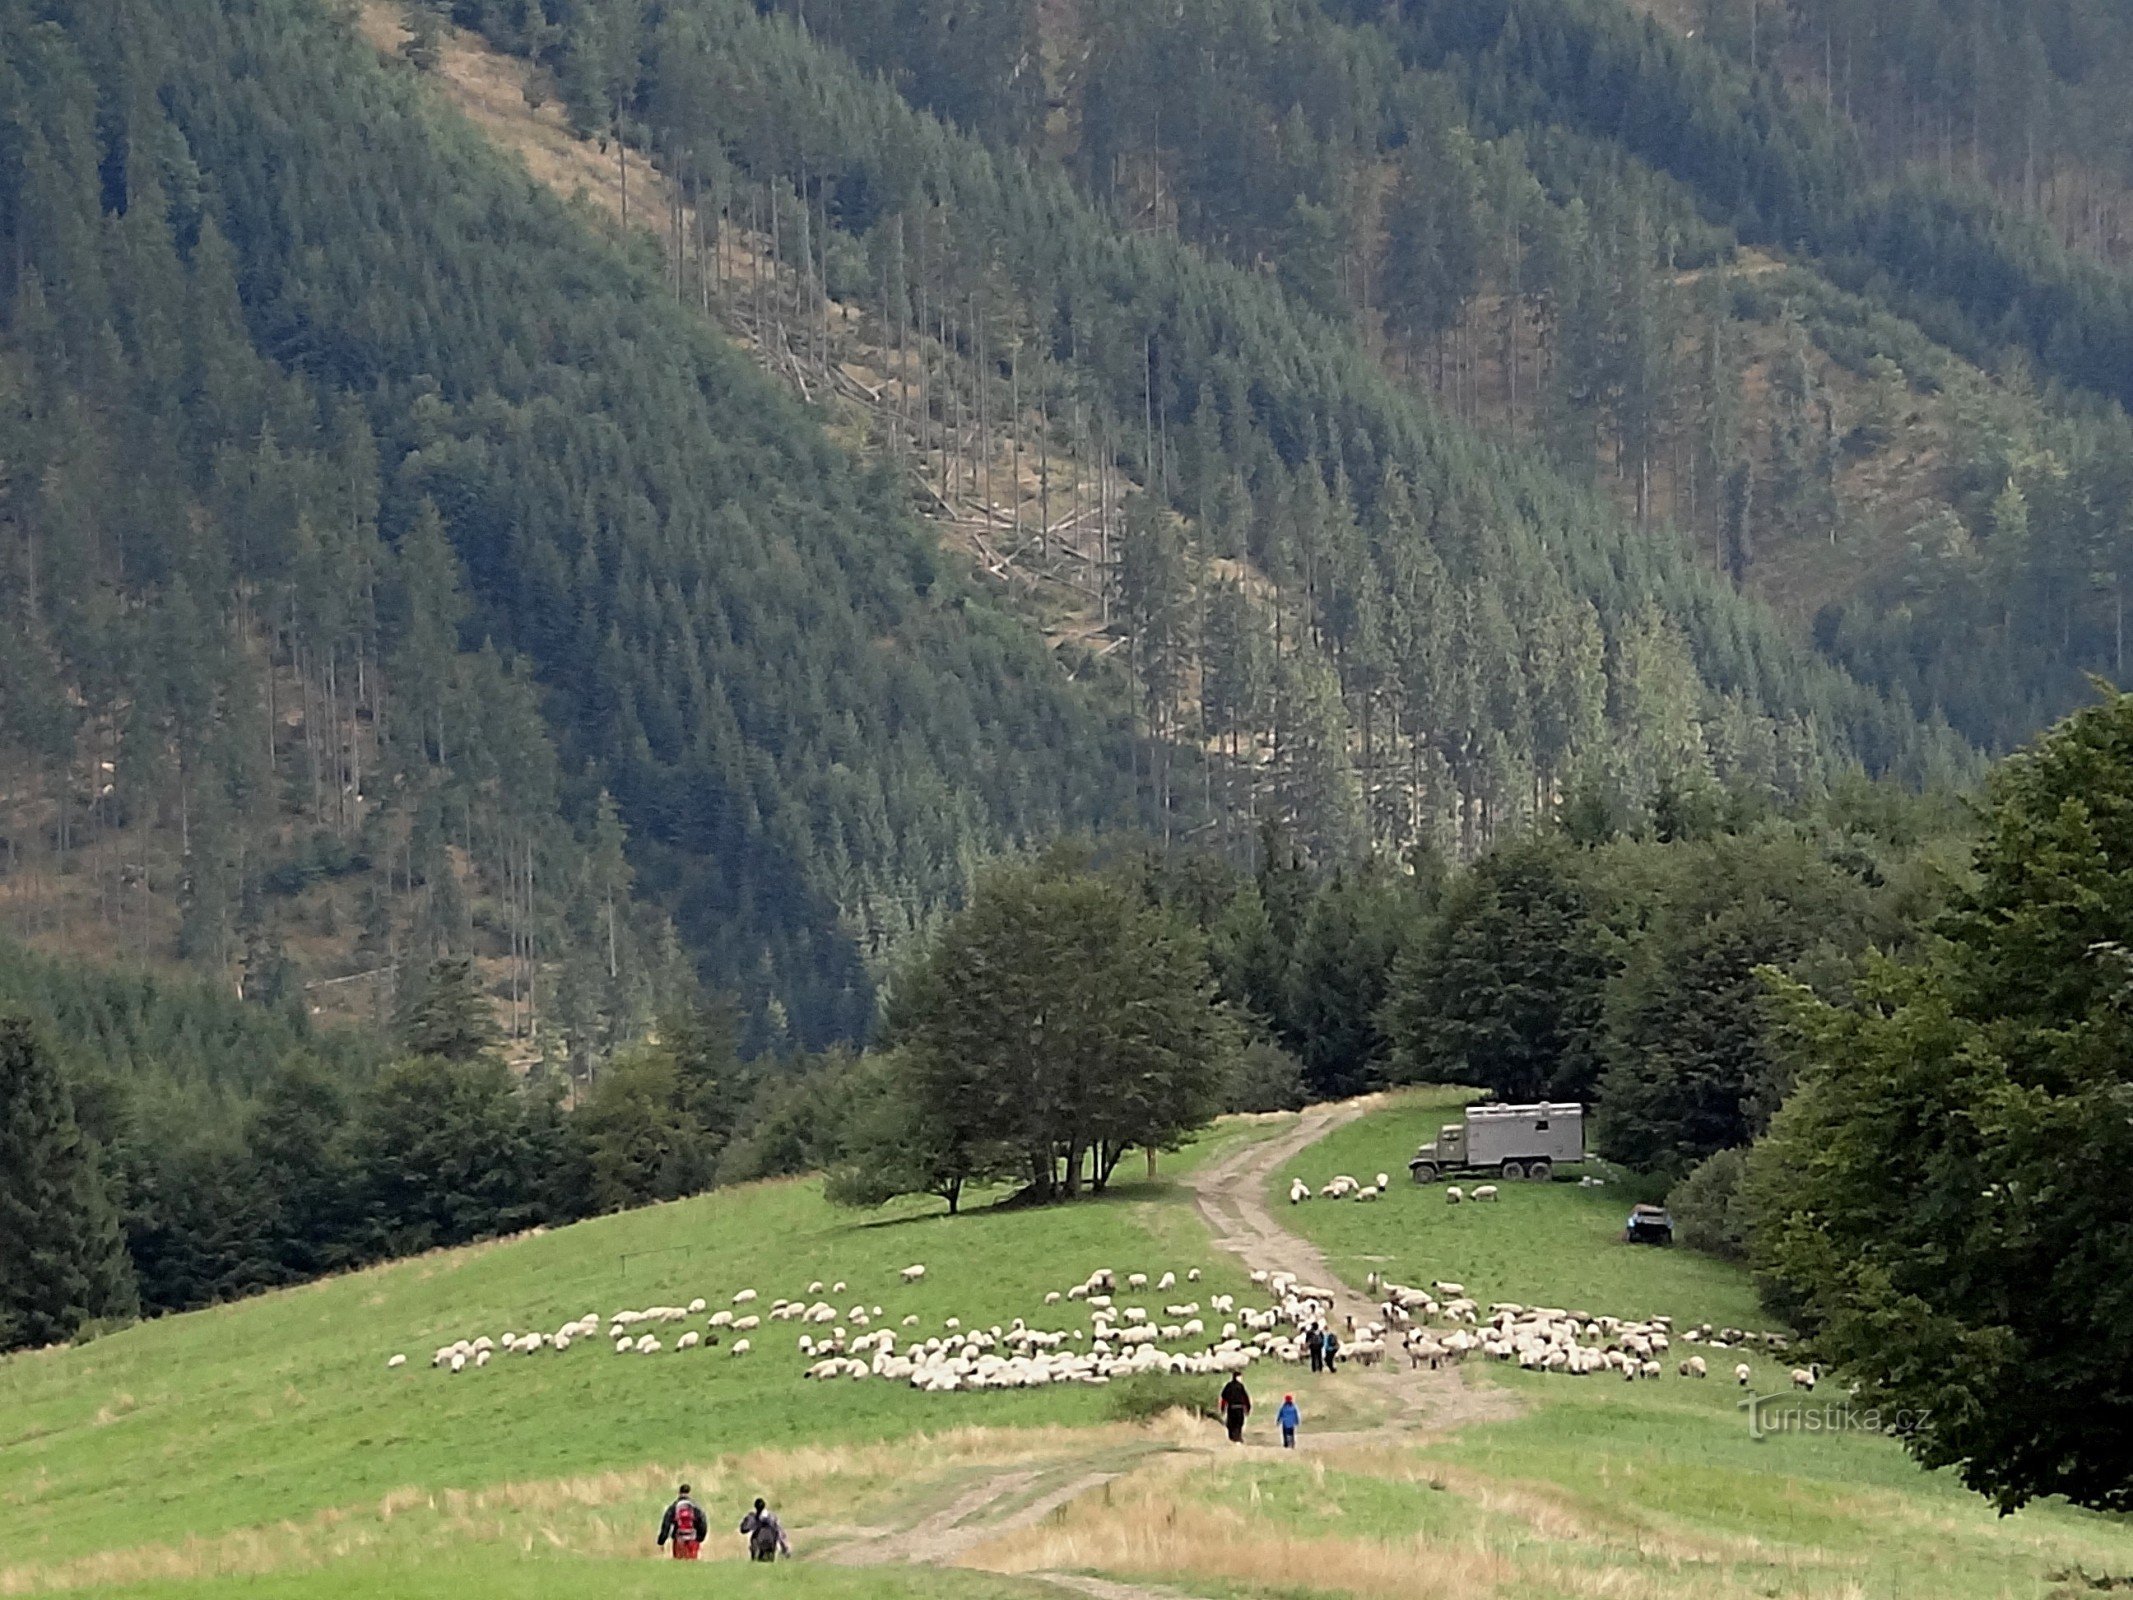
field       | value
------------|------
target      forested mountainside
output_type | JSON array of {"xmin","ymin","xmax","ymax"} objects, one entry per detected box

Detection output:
[
  {"xmin": 0, "ymin": 0, "xmax": 1147, "ymax": 1053},
  {"xmin": 532, "ymin": 0, "xmax": 2133, "ymax": 754}
]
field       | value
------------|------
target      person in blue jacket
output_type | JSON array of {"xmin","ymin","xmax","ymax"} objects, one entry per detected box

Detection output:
[{"xmin": 1276, "ymin": 1393, "xmax": 1301, "ymax": 1449}]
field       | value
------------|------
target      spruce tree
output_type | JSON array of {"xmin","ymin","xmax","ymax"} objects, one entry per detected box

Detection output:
[{"xmin": 0, "ymin": 1014, "xmax": 137, "ymax": 1351}]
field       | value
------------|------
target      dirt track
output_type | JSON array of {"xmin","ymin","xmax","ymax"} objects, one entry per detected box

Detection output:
[{"xmin": 808, "ymin": 1101, "xmax": 1512, "ymax": 1591}]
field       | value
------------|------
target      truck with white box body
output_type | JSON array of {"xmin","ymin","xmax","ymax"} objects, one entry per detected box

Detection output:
[{"xmin": 1407, "ymin": 1102, "xmax": 1584, "ymax": 1183}]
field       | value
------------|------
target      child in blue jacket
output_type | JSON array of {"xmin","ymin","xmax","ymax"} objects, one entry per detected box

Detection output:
[{"xmin": 1277, "ymin": 1394, "xmax": 1301, "ymax": 1448}]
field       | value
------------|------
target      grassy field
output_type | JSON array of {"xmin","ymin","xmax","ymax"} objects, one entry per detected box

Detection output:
[
  {"xmin": 1275, "ymin": 1088, "xmax": 1767, "ymax": 1333},
  {"xmin": 1234, "ymin": 1089, "xmax": 2133, "ymax": 1600},
  {"xmin": 86, "ymin": 1553, "xmax": 1054, "ymax": 1600},
  {"xmin": 0, "ymin": 1120, "xmax": 1265, "ymax": 1588},
  {"xmin": 13, "ymin": 1098, "xmax": 2133, "ymax": 1600}
]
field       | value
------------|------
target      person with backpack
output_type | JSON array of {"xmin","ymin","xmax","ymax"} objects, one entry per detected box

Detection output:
[
  {"xmin": 1322, "ymin": 1327, "xmax": 1341, "ymax": 1369},
  {"xmin": 1218, "ymin": 1373, "xmax": 1252, "ymax": 1443},
  {"xmin": 1277, "ymin": 1393, "xmax": 1301, "ymax": 1448},
  {"xmin": 740, "ymin": 1497, "xmax": 791, "ymax": 1561},
  {"xmin": 657, "ymin": 1483, "xmax": 707, "ymax": 1559},
  {"xmin": 1304, "ymin": 1324, "xmax": 1325, "ymax": 1373}
]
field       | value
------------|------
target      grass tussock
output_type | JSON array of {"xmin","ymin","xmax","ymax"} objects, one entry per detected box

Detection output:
[{"xmin": 960, "ymin": 1456, "xmax": 1866, "ymax": 1600}]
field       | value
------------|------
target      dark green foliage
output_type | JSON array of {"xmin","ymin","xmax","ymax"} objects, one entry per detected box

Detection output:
[
  {"xmin": 851, "ymin": 857, "xmax": 1236, "ymax": 1207},
  {"xmin": 1751, "ymin": 690, "xmax": 2133, "ymax": 1513},
  {"xmin": 1384, "ymin": 840, "xmax": 1611, "ymax": 1102},
  {"xmin": 1220, "ymin": 1039, "xmax": 1307, "ymax": 1114},
  {"xmin": 0, "ymin": 1014, "xmax": 136, "ymax": 1348},
  {"xmin": 1593, "ymin": 835, "xmax": 1871, "ymax": 1174},
  {"xmin": 1665, "ymin": 1146, "xmax": 1749, "ymax": 1261},
  {"xmin": 348, "ymin": 1056, "xmax": 570, "ymax": 1254},
  {"xmin": 574, "ymin": 1007, "xmax": 742, "ymax": 1209},
  {"xmin": 396, "ymin": 957, "xmax": 501, "ymax": 1063}
]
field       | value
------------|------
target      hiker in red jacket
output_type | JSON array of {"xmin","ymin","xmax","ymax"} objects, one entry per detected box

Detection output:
[{"xmin": 658, "ymin": 1483, "xmax": 708, "ymax": 1559}]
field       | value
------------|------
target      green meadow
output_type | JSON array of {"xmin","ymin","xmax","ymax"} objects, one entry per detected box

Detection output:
[{"xmin": 8, "ymin": 1098, "xmax": 2133, "ymax": 1600}]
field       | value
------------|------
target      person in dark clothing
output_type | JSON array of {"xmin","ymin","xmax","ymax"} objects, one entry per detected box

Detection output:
[
  {"xmin": 657, "ymin": 1483, "xmax": 707, "ymax": 1559},
  {"xmin": 1323, "ymin": 1328, "xmax": 1341, "ymax": 1369},
  {"xmin": 1219, "ymin": 1374, "xmax": 1252, "ymax": 1442},
  {"xmin": 740, "ymin": 1497, "xmax": 791, "ymax": 1561},
  {"xmin": 1305, "ymin": 1325, "xmax": 1325, "ymax": 1373}
]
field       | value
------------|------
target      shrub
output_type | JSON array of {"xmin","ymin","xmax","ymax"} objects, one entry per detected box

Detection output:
[{"xmin": 1666, "ymin": 1146, "xmax": 1751, "ymax": 1260}]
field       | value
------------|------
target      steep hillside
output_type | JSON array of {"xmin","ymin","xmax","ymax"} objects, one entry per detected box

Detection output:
[
  {"xmin": 669, "ymin": 0, "xmax": 2133, "ymax": 754},
  {"xmin": 0, "ymin": 0, "xmax": 1151, "ymax": 1052},
  {"xmin": 456, "ymin": 0, "xmax": 1976, "ymax": 855}
]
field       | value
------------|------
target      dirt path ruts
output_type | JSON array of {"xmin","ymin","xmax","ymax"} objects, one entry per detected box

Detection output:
[
  {"xmin": 1184, "ymin": 1100, "xmax": 1518, "ymax": 1433},
  {"xmin": 818, "ymin": 1100, "xmax": 1512, "ymax": 1581}
]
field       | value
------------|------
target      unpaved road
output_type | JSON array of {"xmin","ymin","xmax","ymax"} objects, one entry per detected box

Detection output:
[
  {"xmin": 1186, "ymin": 1103, "xmax": 1518, "ymax": 1435},
  {"xmin": 814, "ymin": 1101, "xmax": 1512, "ymax": 1589}
]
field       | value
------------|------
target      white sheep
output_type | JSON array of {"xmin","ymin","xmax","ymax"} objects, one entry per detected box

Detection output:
[
  {"xmin": 734, "ymin": 1315, "xmax": 760, "ymax": 1332},
  {"xmin": 1471, "ymin": 1184, "xmax": 1500, "ymax": 1201},
  {"xmin": 677, "ymin": 1331, "xmax": 701, "ymax": 1351},
  {"xmin": 832, "ymin": 1281, "xmax": 847, "ymax": 1293},
  {"xmin": 901, "ymin": 1264, "xmax": 927, "ymax": 1284},
  {"xmin": 1679, "ymin": 1356, "xmax": 1707, "ymax": 1378},
  {"xmin": 732, "ymin": 1289, "xmax": 758, "ymax": 1306},
  {"xmin": 687, "ymin": 1297, "xmax": 707, "ymax": 1314},
  {"xmin": 1354, "ymin": 1185, "xmax": 1381, "ymax": 1202},
  {"xmin": 731, "ymin": 1339, "xmax": 752, "ymax": 1356},
  {"xmin": 1127, "ymin": 1273, "xmax": 1149, "ymax": 1290},
  {"xmin": 808, "ymin": 1280, "xmax": 825, "ymax": 1295},
  {"xmin": 1187, "ymin": 1269, "xmax": 1201, "ymax": 1282},
  {"xmin": 1736, "ymin": 1363, "xmax": 1753, "ymax": 1385},
  {"xmin": 387, "ymin": 1353, "xmax": 407, "ymax": 1369},
  {"xmin": 449, "ymin": 1352, "xmax": 466, "ymax": 1373},
  {"xmin": 1790, "ymin": 1366, "xmax": 1818, "ymax": 1391},
  {"xmin": 1375, "ymin": 1173, "xmax": 1390, "ymax": 1190},
  {"xmin": 1445, "ymin": 1186, "xmax": 1465, "ymax": 1204}
]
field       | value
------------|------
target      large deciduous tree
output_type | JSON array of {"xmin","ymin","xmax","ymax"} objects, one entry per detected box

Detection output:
[
  {"xmin": 846, "ymin": 859, "xmax": 1234, "ymax": 1208},
  {"xmin": 1751, "ymin": 691, "xmax": 2133, "ymax": 1513}
]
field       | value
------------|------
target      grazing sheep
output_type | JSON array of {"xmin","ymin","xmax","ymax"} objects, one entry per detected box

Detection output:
[
  {"xmin": 677, "ymin": 1331, "xmax": 701, "ymax": 1351},
  {"xmin": 640, "ymin": 1338, "xmax": 663, "ymax": 1355},
  {"xmin": 808, "ymin": 1280, "xmax": 825, "ymax": 1295},
  {"xmin": 902, "ymin": 1314, "xmax": 920, "ymax": 1326},
  {"xmin": 1187, "ymin": 1269, "xmax": 1201, "ymax": 1282},
  {"xmin": 734, "ymin": 1315, "xmax": 760, "ymax": 1332},
  {"xmin": 1127, "ymin": 1273, "xmax": 1149, "ymax": 1290},
  {"xmin": 1044, "ymin": 1291, "xmax": 1062, "ymax": 1305},
  {"xmin": 1680, "ymin": 1356, "xmax": 1707, "ymax": 1378},
  {"xmin": 901, "ymin": 1264, "xmax": 927, "ymax": 1284},
  {"xmin": 832, "ymin": 1281, "xmax": 847, "ymax": 1293},
  {"xmin": 1354, "ymin": 1184, "xmax": 1381, "ymax": 1202},
  {"xmin": 1790, "ymin": 1366, "xmax": 1818, "ymax": 1391},
  {"xmin": 731, "ymin": 1339, "xmax": 752, "ymax": 1356},
  {"xmin": 732, "ymin": 1289, "xmax": 759, "ymax": 1306},
  {"xmin": 1375, "ymin": 1173, "xmax": 1391, "ymax": 1190},
  {"xmin": 708, "ymin": 1310, "xmax": 735, "ymax": 1329},
  {"xmin": 387, "ymin": 1353, "xmax": 407, "ymax": 1369},
  {"xmin": 1471, "ymin": 1184, "xmax": 1500, "ymax": 1201},
  {"xmin": 1445, "ymin": 1186, "xmax": 1465, "ymax": 1204}
]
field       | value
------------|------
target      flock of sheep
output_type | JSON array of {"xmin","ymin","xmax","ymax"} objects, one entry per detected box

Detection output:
[
  {"xmin": 1294, "ymin": 1170, "xmax": 1513, "ymax": 1204},
  {"xmin": 390, "ymin": 1170, "xmax": 1816, "ymax": 1398},
  {"xmin": 399, "ymin": 1268, "xmax": 932, "ymax": 1373},
  {"xmin": 1364, "ymin": 1272, "xmax": 1801, "ymax": 1385}
]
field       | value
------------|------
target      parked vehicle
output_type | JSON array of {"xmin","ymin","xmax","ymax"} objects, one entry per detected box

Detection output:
[
  {"xmin": 1622, "ymin": 1204, "xmax": 1675, "ymax": 1245},
  {"xmin": 1408, "ymin": 1102, "xmax": 1584, "ymax": 1183}
]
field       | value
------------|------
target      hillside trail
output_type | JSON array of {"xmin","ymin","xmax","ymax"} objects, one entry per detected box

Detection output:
[{"xmin": 808, "ymin": 1101, "xmax": 1515, "ymax": 1592}]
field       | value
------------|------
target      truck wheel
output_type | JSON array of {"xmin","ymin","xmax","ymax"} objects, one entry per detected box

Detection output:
[
  {"xmin": 1526, "ymin": 1159, "xmax": 1553, "ymax": 1183},
  {"xmin": 1410, "ymin": 1162, "xmax": 1437, "ymax": 1185},
  {"xmin": 1500, "ymin": 1161, "xmax": 1525, "ymax": 1182}
]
